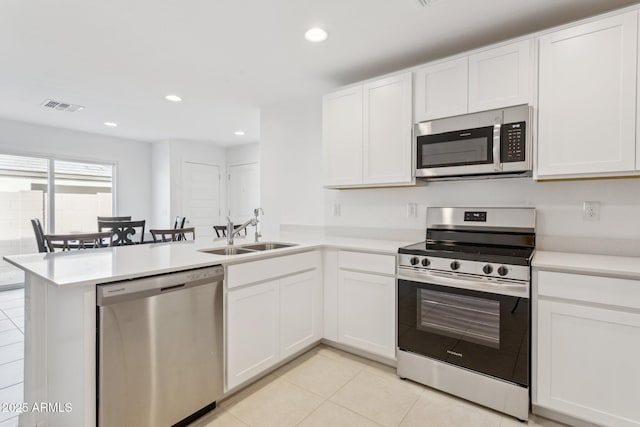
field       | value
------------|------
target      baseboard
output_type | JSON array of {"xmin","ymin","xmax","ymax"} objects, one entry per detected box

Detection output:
[
  {"xmin": 320, "ymin": 339, "xmax": 396, "ymax": 367},
  {"xmin": 532, "ymin": 404, "xmax": 605, "ymax": 427}
]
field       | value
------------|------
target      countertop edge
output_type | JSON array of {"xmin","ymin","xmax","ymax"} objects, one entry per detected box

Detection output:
[
  {"xmin": 4, "ymin": 237, "xmax": 405, "ymax": 287},
  {"xmin": 532, "ymin": 250, "xmax": 640, "ymax": 280}
]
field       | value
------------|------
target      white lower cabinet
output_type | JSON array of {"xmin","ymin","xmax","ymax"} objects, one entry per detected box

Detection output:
[
  {"xmin": 535, "ymin": 270, "xmax": 640, "ymax": 426},
  {"xmin": 226, "ymin": 280, "xmax": 280, "ymax": 390},
  {"xmin": 226, "ymin": 251, "xmax": 322, "ymax": 391},
  {"xmin": 279, "ymin": 269, "xmax": 322, "ymax": 359},
  {"xmin": 338, "ymin": 270, "xmax": 395, "ymax": 359}
]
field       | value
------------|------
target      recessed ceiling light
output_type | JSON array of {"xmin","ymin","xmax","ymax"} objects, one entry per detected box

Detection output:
[
  {"xmin": 165, "ymin": 94, "xmax": 182, "ymax": 102},
  {"xmin": 304, "ymin": 28, "xmax": 328, "ymax": 43},
  {"xmin": 234, "ymin": 131, "xmax": 245, "ymax": 136},
  {"xmin": 104, "ymin": 122, "xmax": 118, "ymax": 127}
]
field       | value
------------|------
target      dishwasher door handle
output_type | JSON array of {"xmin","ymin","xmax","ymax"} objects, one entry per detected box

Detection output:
[{"xmin": 161, "ymin": 284, "xmax": 185, "ymax": 292}]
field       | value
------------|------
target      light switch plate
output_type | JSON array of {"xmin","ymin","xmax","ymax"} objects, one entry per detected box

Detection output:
[
  {"xmin": 583, "ymin": 201, "xmax": 600, "ymax": 221},
  {"xmin": 333, "ymin": 203, "xmax": 341, "ymax": 217},
  {"xmin": 407, "ymin": 203, "xmax": 418, "ymax": 218}
]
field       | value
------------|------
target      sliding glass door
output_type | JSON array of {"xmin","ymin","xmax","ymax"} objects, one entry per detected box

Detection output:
[
  {"xmin": 0, "ymin": 153, "xmax": 114, "ymax": 289},
  {"xmin": 54, "ymin": 160, "xmax": 113, "ymax": 234}
]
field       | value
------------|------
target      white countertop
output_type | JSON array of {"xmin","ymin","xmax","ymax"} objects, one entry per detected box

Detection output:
[
  {"xmin": 4, "ymin": 233, "xmax": 410, "ymax": 287},
  {"xmin": 533, "ymin": 250, "xmax": 640, "ymax": 279}
]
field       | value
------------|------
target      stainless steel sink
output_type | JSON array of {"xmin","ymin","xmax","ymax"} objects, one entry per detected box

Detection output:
[
  {"xmin": 240, "ymin": 242, "xmax": 298, "ymax": 251},
  {"xmin": 200, "ymin": 247, "xmax": 256, "ymax": 256}
]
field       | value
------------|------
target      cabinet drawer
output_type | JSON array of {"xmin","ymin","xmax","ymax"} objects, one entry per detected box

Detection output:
[
  {"xmin": 338, "ymin": 250, "xmax": 395, "ymax": 276},
  {"xmin": 227, "ymin": 251, "xmax": 320, "ymax": 289},
  {"xmin": 537, "ymin": 270, "xmax": 640, "ymax": 310}
]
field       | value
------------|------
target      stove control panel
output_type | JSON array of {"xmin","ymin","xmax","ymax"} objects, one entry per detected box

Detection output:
[{"xmin": 398, "ymin": 254, "xmax": 530, "ymax": 282}]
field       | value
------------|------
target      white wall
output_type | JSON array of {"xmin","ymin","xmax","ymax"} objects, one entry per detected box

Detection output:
[
  {"xmin": 0, "ymin": 117, "xmax": 152, "ymax": 223},
  {"xmin": 151, "ymin": 140, "xmax": 171, "ymax": 228},
  {"xmin": 325, "ymin": 178, "xmax": 640, "ymax": 251},
  {"xmin": 260, "ymin": 95, "xmax": 640, "ymax": 255},
  {"xmin": 151, "ymin": 139, "xmax": 227, "ymax": 229},
  {"xmin": 260, "ymin": 95, "xmax": 325, "ymax": 235},
  {"xmin": 226, "ymin": 142, "xmax": 259, "ymax": 166}
]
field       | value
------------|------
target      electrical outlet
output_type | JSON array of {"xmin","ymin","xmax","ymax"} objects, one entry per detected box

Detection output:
[
  {"xmin": 583, "ymin": 201, "xmax": 600, "ymax": 221},
  {"xmin": 407, "ymin": 203, "xmax": 418, "ymax": 218},
  {"xmin": 333, "ymin": 203, "xmax": 341, "ymax": 217}
]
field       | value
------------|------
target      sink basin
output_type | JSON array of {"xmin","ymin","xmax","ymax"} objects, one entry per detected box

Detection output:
[
  {"xmin": 201, "ymin": 247, "xmax": 256, "ymax": 256},
  {"xmin": 241, "ymin": 242, "xmax": 298, "ymax": 251}
]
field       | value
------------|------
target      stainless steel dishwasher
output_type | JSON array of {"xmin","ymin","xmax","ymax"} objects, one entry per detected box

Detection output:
[{"xmin": 97, "ymin": 266, "xmax": 224, "ymax": 427}]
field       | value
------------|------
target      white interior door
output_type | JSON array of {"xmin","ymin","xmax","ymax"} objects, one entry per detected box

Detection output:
[
  {"xmin": 227, "ymin": 162, "xmax": 260, "ymax": 223},
  {"xmin": 181, "ymin": 161, "xmax": 220, "ymax": 237}
]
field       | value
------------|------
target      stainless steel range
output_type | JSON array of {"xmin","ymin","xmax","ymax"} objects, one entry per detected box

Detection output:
[{"xmin": 397, "ymin": 207, "xmax": 535, "ymax": 421}]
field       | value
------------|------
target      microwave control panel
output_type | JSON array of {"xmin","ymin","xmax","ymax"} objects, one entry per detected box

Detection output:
[{"xmin": 501, "ymin": 121, "xmax": 526, "ymax": 162}]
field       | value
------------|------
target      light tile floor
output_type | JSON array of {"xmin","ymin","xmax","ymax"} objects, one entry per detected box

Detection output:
[
  {"xmin": 192, "ymin": 345, "xmax": 567, "ymax": 427},
  {"xmin": 0, "ymin": 288, "xmax": 24, "ymax": 427}
]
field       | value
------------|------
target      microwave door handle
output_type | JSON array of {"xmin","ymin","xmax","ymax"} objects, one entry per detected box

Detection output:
[{"xmin": 493, "ymin": 116, "xmax": 502, "ymax": 172}]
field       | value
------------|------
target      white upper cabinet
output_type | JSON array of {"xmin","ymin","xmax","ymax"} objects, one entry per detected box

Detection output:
[
  {"xmin": 414, "ymin": 57, "xmax": 468, "ymax": 122},
  {"xmin": 415, "ymin": 40, "xmax": 532, "ymax": 123},
  {"xmin": 468, "ymin": 40, "xmax": 532, "ymax": 113},
  {"xmin": 323, "ymin": 86, "xmax": 364, "ymax": 186},
  {"xmin": 323, "ymin": 72, "xmax": 414, "ymax": 188},
  {"xmin": 537, "ymin": 12, "xmax": 638, "ymax": 178},
  {"xmin": 363, "ymin": 73, "xmax": 413, "ymax": 185}
]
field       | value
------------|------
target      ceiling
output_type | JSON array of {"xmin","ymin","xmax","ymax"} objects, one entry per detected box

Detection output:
[{"xmin": 0, "ymin": 0, "xmax": 637, "ymax": 146}]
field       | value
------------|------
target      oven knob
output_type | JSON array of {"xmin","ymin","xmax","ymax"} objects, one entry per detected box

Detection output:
[
  {"xmin": 483, "ymin": 264, "xmax": 493, "ymax": 274},
  {"xmin": 410, "ymin": 257, "xmax": 419, "ymax": 266},
  {"xmin": 497, "ymin": 266, "xmax": 509, "ymax": 276},
  {"xmin": 421, "ymin": 258, "xmax": 430, "ymax": 267},
  {"xmin": 450, "ymin": 261, "xmax": 460, "ymax": 271}
]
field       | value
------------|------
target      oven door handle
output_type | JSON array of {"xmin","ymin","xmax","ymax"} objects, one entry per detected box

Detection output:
[{"xmin": 398, "ymin": 269, "xmax": 529, "ymax": 298}]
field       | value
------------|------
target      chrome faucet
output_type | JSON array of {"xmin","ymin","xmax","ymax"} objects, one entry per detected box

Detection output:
[
  {"xmin": 226, "ymin": 216, "xmax": 256, "ymax": 245},
  {"xmin": 253, "ymin": 208, "xmax": 264, "ymax": 242}
]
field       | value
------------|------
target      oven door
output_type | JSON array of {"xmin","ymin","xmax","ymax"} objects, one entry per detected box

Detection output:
[{"xmin": 397, "ymin": 274, "xmax": 529, "ymax": 386}]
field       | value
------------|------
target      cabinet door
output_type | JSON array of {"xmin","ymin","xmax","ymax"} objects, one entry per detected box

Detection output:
[
  {"xmin": 363, "ymin": 73, "xmax": 413, "ymax": 185},
  {"xmin": 279, "ymin": 269, "xmax": 321, "ymax": 359},
  {"xmin": 338, "ymin": 270, "xmax": 395, "ymax": 359},
  {"xmin": 468, "ymin": 40, "xmax": 531, "ymax": 113},
  {"xmin": 322, "ymin": 86, "xmax": 364, "ymax": 186},
  {"xmin": 537, "ymin": 12, "xmax": 638, "ymax": 178},
  {"xmin": 537, "ymin": 299, "xmax": 640, "ymax": 426},
  {"xmin": 414, "ymin": 57, "xmax": 468, "ymax": 122},
  {"xmin": 226, "ymin": 280, "xmax": 279, "ymax": 390}
]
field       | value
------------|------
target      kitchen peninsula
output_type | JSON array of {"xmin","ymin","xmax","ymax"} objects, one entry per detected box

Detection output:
[{"xmin": 4, "ymin": 234, "xmax": 406, "ymax": 427}]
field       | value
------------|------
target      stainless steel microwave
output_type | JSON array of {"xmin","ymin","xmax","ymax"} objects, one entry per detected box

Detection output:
[{"xmin": 415, "ymin": 105, "xmax": 532, "ymax": 179}]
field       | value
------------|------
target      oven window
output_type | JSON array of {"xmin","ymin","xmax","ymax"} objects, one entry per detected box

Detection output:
[
  {"xmin": 420, "ymin": 138, "xmax": 489, "ymax": 167},
  {"xmin": 418, "ymin": 289, "xmax": 500, "ymax": 349}
]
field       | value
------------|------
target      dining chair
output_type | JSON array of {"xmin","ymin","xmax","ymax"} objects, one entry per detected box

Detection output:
[
  {"xmin": 174, "ymin": 216, "xmax": 186, "ymax": 229},
  {"xmin": 213, "ymin": 224, "xmax": 247, "ymax": 238},
  {"xmin": 97, "ymin": 216, "xmax": 132, "ymax": 233},
  {"xmin": 150, "ymin": 227, "xmax": 195, "ymax": 243},
  {"xmin": 98, "ymin": 220, "xmax": 146, "ymax": 245},
  {"xmin": 97, "ymin": 216, "xmax": 132, "ymax": 221},
  {"xmin": 45, "ymin": 231, "xmax": 113, "ymax": 252},
  {"xmin": 30, "ymin": 218, "xmax": 50, "ymax": 253}
]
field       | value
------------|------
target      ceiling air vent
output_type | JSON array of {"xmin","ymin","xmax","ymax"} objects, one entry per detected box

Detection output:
[{"xmin": 41, "ymin": 99, "xmax": 84, "ymax": 112}]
